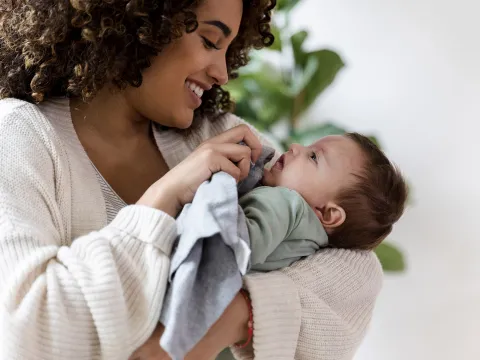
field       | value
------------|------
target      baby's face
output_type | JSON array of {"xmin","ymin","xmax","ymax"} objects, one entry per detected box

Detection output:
[{"xmin": 262, "ymin": 135, "xmax": 365, "ymax": 209}]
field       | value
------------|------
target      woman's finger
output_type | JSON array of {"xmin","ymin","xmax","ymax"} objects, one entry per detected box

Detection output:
[
  {"xmin": 209, "ymin": 155, "xmax": 242, "ymax": 182},
  {"xmin": 238, "ymin": 127, "xmax": 262, "ymax": 164},
  {"xmin": 201, "ymin": 143, "xmax": 251, "ymax": 164},
  {"xmin": 206, "ymin": 125, "xmax": 262, "ymax": 163},
  {"xmin": 203, "ymin": 143, "xmax": 251, "ymax": 179},
  {"xmin": 236, "ymin": 156, "xmax": 252, "ymax": 180}
]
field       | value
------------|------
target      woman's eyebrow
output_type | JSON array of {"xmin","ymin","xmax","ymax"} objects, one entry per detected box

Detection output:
[{"xmin": 202, "ymin": 20, "xmax": 232, "ymax": 37}]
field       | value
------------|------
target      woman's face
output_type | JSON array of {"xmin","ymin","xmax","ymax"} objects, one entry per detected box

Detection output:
[{"xmin": 125, "ymin": 0, "xmax": 243, "ymax": 129}]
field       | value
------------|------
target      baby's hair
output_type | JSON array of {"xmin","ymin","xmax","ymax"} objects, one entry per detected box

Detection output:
[{"xmin": 328, "ymin": 133, "xmax": 408, "ymax": 250}]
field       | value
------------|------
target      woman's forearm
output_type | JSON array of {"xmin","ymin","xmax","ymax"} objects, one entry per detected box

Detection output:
[{"xmin": 130, "ymin": 292, "xmax": 250, "ymax": 360}]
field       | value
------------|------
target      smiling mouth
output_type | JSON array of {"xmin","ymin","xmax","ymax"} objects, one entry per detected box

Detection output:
[
  {"xmin": 185, "ymin": 80, "xmax": 204, "ymax": 99},
  {"xmin": 273, "ymin": 154, "xmax": 285, "ymax": 170}
]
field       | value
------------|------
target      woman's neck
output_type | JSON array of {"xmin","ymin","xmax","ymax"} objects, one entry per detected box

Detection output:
[{"xmin": 70, "ymin": 86, "xmax": 151, "ymax": 144}]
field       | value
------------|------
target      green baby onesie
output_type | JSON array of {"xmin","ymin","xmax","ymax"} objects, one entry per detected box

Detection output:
[{"xmin": 240, "ymin": 186, "xmax": 328, "ymax": 272}]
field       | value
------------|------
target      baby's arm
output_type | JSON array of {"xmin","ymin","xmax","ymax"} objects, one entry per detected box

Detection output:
[{"xmin": 239, "ymin": 187, "xmax": 322, "ymax": 271}]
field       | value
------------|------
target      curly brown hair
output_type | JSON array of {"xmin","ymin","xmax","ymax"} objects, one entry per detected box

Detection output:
[{"xmin": 0, "ymin": 0, "xmax": 275, "ymax": 120}]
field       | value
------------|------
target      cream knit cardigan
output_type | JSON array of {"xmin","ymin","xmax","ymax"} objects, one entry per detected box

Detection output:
[{"xmin": 0, "ymin": 98, "xmax": 383, "ymax": 360}]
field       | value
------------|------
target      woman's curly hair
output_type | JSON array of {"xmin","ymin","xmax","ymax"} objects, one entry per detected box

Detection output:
[{"xmin": 0, "ymin": 0, "xmax": 275, "ymax": 119}]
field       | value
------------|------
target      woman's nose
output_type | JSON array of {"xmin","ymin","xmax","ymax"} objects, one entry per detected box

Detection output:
[{"xmin": 206, "ymin": 60, "xmax": 228, "ymax": 86}]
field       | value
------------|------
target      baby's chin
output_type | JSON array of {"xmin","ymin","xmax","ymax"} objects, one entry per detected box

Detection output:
[{"xmin": 261, "ymin": 170, "xmax": 276, "ymax": 186}]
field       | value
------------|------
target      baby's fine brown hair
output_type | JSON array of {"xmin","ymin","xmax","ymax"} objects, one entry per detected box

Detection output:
[{"xmin": 328, "ymin": 133, "xmax": 408, "ymax": 251}]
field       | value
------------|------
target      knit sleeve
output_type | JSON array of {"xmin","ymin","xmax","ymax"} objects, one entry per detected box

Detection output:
[
  {"xmin": 231, "ymin": 249, "xmax": 383, "ymax": 360},
  {"xmin": 0, "ymin": 104, "xmax": 176, "ymax": 359}
]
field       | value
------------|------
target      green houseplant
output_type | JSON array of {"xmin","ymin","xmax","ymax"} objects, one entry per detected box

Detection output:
[{"xmin": 226, "ymin": 0, "xmax": 406, "ymax": 272}]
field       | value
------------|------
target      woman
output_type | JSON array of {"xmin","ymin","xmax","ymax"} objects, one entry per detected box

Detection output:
[{"xmin": 0, "ymin": 0, "xmax": 383, "ymax": 359}]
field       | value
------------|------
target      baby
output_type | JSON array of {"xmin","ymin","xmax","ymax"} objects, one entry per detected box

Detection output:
[
  {"xmin": 242, "ymin": 132, "xmax": 408, "ymax": 272},
  {"xmin": 160, "ymin": 132, "xmax": 408, "ymax": 360},
  {"xmin": 216, "ymin": 132, "xmax": 408, "ymax": 360}
]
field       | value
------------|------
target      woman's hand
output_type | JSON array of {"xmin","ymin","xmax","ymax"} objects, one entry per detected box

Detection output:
[
  {"xmin": 129, "ymin": 292, "xmax": 250, "ymax": 360},
  {"xmin": 138, "ymin": 125, "xmax": 262, "ymax": 217}
]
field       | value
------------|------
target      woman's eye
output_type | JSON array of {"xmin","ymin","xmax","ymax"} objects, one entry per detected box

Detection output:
[
  {"xmin": 201, "ymin": 36, "xmax": 219, "ymax": 50},
  {"xmin": 310, "ymin": 151, "xmax": 318, "ymax": 163}
]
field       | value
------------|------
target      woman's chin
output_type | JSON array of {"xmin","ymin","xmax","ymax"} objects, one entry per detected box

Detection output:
[
  {"xmin": 175, "ymin": 119, "xmax": 194, "ymax": 130},
  {"xmin": 178, "ymin": 108, "xmax": 197, "ymax": 129},
  {"xmin": 161, "ymin": 111, "xmax": 194, "ymax": 130}
]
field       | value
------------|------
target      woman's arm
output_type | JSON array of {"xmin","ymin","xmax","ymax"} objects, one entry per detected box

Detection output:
[
  {"xmin": 0, "ymin": 105, "xmax": 178, "ymax": 359},
  {"xmin": 0, "ymin": 103, "xmax": 264, "ymax": 360},
  {"xmin": 133, "ymin": 240, "xmax": 383, "ymax": 360},
  {"xmin": 129, "ymin": 282, "xmax": 250, "ymax": 360},
  {"xmin": 232, "ymin": 249, "xmax": 383, "ymax": 360}
]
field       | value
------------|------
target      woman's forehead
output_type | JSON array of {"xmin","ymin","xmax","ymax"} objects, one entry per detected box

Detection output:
[{"xmin": 196, "ymin": 0, "xmax": 243, "ymax": 37}]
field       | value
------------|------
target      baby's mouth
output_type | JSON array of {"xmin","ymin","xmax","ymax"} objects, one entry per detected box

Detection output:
[{"xmin": 273, "ymin": 154, "xmax": 285, "ymax": 171}]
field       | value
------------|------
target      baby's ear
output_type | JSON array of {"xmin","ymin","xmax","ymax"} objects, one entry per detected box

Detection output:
[{"xmin": 315, "ymin": 202, "xmax": 346, "ymax": 230}]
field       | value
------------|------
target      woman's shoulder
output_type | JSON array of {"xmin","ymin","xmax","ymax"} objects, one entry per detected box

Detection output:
[
  {"xmin": 1, "ymin": 96, "xmax": 74, "ymax": 140},
  {"xmin": 0, "ymin": 98, "xmax": 57, "ymax": 136},
  {"xmin": 0, "ymin": 98, "xmax": 71, "ymax": 169},
  {"xmin": 0, "ymin": 98, "xmax": 53, "ymax": 148},
  {"xmin": 0, "ymin": 98, "xmax": 40, "ymax": 121}
]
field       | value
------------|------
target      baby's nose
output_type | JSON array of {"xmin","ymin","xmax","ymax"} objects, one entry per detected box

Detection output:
[{"xmin": 288, "ymin": 143, "xmax": 303, "ymax": 155}]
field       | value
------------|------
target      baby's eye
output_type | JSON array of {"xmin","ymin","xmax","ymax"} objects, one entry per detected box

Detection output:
[{"xmin": 309, "ymin": 151, "xmax": 318, "ymax": 163}]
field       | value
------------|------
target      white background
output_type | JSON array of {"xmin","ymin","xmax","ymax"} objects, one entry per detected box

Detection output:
[{"xmin": 288, "ymin": 0, "xmax": 480, "ymax": 359}]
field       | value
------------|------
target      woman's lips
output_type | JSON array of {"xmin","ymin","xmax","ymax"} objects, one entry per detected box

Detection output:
[{"xmin": 185, "ymin": 83, "xmax": 202, "ymax": 109}]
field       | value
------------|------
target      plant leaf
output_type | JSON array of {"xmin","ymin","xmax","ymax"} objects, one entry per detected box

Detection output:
[
  {"xmin": 232, "ymin": 61, "xmax": 289, "ymax": 95},
  {"xmin": 225, "ymin": 78, "xmax": 250, "ymax": 102},
  {"xmin": 227, "ymin": 64, "xmax": 293, "ymax": 129},
  {"xmin": 233, "ymin": 99, "xmax": 263, "ymax": 127},
  {"xmin": 374, "ymin": 242, "xmax": 406, "ymax": 272},
  {"xmin": 289, "ymin": 55, "xmax": 319, "ymax": 96},
  {"xmin": 301, "ymin": 50, "xmax": 345, "ymax": 113},
  {"xmin": 276, "ymin": 0, "xmax": 301, "ymax": 12},
  {"xmin": 269, "ymin": 24, "xmax": 282, "ymax": 51},
  {"xmin": 291, "ymin": 30, "xmax": 309, "ymax": 68}
]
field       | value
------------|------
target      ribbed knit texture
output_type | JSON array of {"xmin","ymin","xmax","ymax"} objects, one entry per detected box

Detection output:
[
  {"xmin": 93, "ymin": 165, "xmax": 127, "ymax": 223},
  {"xmin": 0, "ymin": 97, "xmax": 383, "ymax": 360}
]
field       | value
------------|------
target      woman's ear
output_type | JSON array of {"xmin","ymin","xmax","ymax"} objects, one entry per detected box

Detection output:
[{"xmin": 315, "ymin": 202, "xmax": 346, "ymax": 230}]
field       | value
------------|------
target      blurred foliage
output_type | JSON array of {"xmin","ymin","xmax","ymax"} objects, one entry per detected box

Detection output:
[
  {"xmin": 375, "ymin": 242, "xmax": 406, "ymax": 272},
  {"xmin": 226, "ymin": 0, "xmax": 406, "ymax": 272}
]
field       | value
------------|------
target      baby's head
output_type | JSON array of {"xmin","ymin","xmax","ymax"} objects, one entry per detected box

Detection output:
[{"xmin": 262, "ymin": 133, "xmax": 408, "ymax": 250}]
